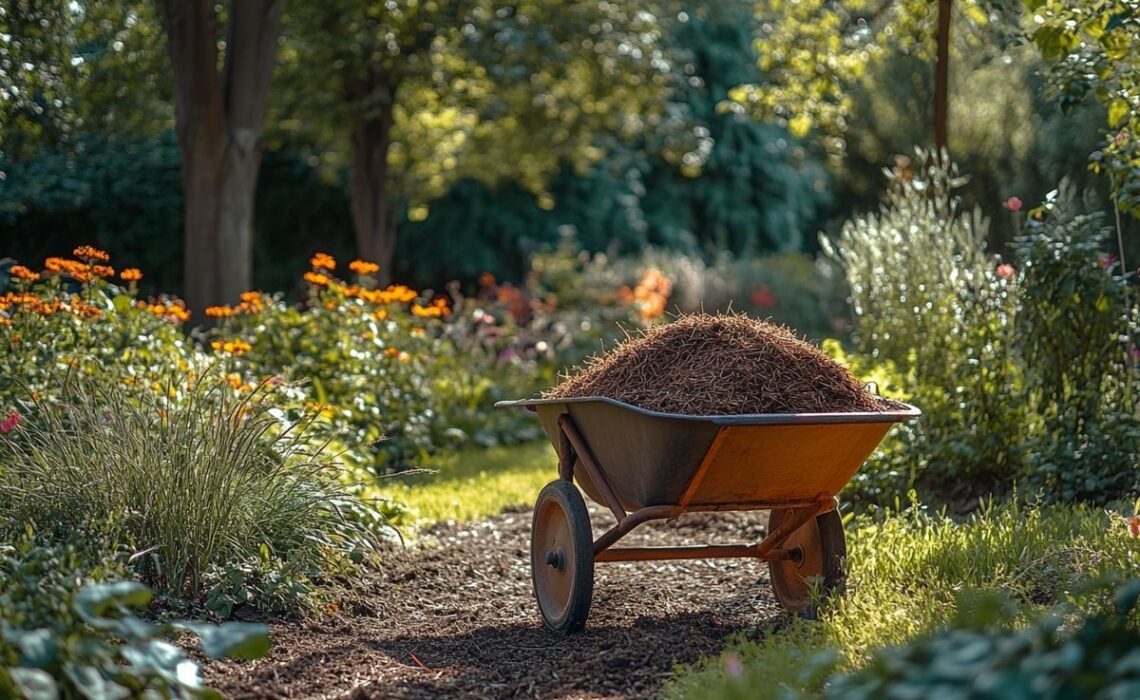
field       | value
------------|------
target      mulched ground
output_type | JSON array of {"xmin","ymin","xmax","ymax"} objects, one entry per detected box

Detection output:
[{"xmin": 207, "ymin": 506, "xmax": 783, "ymax": 700}]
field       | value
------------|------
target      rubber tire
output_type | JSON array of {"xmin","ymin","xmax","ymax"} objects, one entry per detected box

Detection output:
[
  {"xmin": 531, "ymin": 479, "xmax": 594, "ymax": 632},
  {"xmin": 767, "ymin": 508, "xmax": 847, "ymax": 620}
]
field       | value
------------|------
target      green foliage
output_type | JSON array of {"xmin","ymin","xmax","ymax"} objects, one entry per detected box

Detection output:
[
  {"xmin": 0, "ymin": 370, "xmax": 389, "ymax": 613},
  {"xmin": 1012, "ymin": 192, "xmax": 1140, "ymax": 502},
  {"xmin": 826, "ymin": 580, "xmax": 1140, "ymax": 700},
  {"xmin": 663, "ymin": 500, "xmax": 1140, "ymax": 699},
  {"xmin": 823, "ymin": 151, "xmax": 1025, "ymax": 498},
  {"xmin": 1026, "ymin": 0, "xmax": 1140, "ymax": 215},
  {"xmin": 0, "ymin": 534, "xmax": 268, "ymax": 699},
  {"xmin": 397, "ymin": 3, "xmax": 833, "ymax": 285},
  {"xmin": 733, "ymin": 0, "xmax": 995, "ymax": 154},
  {"xmin": 277, "ymin": 0, "xmax": 699, "ymax": 209}
]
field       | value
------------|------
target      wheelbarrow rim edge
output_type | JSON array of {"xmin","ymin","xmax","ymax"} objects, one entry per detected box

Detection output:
[{"xmin": 494, "ymin": 396, "xmax": 921, "ymax": 425}]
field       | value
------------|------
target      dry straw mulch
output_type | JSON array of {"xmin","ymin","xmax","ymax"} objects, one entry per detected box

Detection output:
[{"xmin": 545, "ymin": 313, "xmax": 888, "ymax": 415}]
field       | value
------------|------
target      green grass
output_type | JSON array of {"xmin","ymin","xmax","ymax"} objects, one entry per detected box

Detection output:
[
  {"xmin": 366, "ymin": 440, "xmax": 558, "ymax": 530},
  {"xmin": 662, "ymin": 499, "xmax": 1140, "ymax": 700}
]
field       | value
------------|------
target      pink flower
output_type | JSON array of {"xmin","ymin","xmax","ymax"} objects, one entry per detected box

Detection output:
[
  {"xmin": 723, "ymin": 652, "xmax": 745, "ymax": 679},
  {"xmin": 1003, "ymin": 196, "xmax": 1023, "ymax": 212},
  {"xmin": 996, "ymin": 263, "xmax": 1016, "ymax": 280},
  {"xmin": 0, "ymin": 410, "xmax": 20, "ymax": 434},
  {"xmin": 1099, "ymin": 253, "xmax": 1118, "ymax": 269}
]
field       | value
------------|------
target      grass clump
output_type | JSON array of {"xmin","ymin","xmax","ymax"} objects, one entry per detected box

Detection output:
[
  {"xmin": 0, "ymin": 370, "xmax": 389, "ymax": 615},
  {"xmin": 663, "ymin": 499, "xmax": 1140, "ymax": 700}
]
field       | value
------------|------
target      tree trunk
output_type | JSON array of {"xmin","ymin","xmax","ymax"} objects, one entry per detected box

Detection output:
[
  {"xmin": 934, "ymin": 0, "xmax": 952, "ymax": 154},
  {"xmin": 159, "ymin": 0, "xmax": 282, "ymax": 317},
  {"xmin": 350, "ymin": 93, "xmax": 397, "ymax": 285}
]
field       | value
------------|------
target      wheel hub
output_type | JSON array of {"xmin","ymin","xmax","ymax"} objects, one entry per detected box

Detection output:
[{"xmin": 545, "ymin": 548, "xmax": 567, "ymax": 571}]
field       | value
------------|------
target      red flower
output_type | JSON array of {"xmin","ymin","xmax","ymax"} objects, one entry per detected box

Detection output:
[
  {"xmin": 1098, "ymin": 253, "xmax": 1118, "ymax": 269},
  {"xmin": 1003, "ymin": 196, "xmax": 1023, "ymax": 212},
  {"xmin": 1129, "ymin": 515, "xmax": 1140, "ymax": 538},
  {"xmin": 0, "ymin": 410, "xmax": 20, "ymax": 434},
  {"xmin": 996, "ymin": 263, "xmax": 1016, "ymax": 280},
  {"xmin": 750, "ymin": 284, "xmax": 778, "ymax": 309}
]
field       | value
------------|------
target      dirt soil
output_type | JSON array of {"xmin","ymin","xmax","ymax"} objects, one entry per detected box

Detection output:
[{"xmin": 207, "ymin": 506, "xmax": 782, "ymax": 700}]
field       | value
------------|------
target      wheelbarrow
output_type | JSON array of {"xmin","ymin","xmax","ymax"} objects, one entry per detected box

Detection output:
[{"xmin": 496, "ymin": 396, "xmax": 920, "ymax": 632}]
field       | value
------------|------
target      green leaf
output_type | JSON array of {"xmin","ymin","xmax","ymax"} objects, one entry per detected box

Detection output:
[
  {"xmin": 176, "ymin": 622, "xmax": 271, "ymax": 661},
  {"xmin": 64, "ymin": 664, "xmax": 130, "ymax": 700},
  {"xmin": 1108, "ymin": 98, "xmax": 1130, "ymax": 127},
  {"xmin": 74, "ymin": 582, "xmax": 152, "ymax": 624},
  {"xmin": 8, "ymin": 668, "xmax": 59, "ymax": 700},
  {"xmin": 112, "ymin": 294, "xmax": 132, "ymax": 314},
  {"xmin": 8, "ymin": 628, "xmax": 57, "ymax": 668}
]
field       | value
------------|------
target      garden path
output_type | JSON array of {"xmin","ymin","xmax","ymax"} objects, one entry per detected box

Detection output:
[{"xmin": 208, "ymin": 505, "xmax": 780, "ymax": 699}]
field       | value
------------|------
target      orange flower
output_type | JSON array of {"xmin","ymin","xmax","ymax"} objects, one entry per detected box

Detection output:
[
  {"xmin": 120, "ymin": 268, "xmax": 143, "ymax": 282},
  {"xmin": 304, "ymin": 271, "xmax": 330, "ymax": 287},
  {"xmin": 479, "ymin": 272, "xmax": 496, "ymax": 288},
  {"xmin": 0, "ymin": 317, "xmax": 11, "ymax": 327},
  {"xmin": 73, "ymin": 245, "xmax": 110, "ymax": 262},
  {"xmin": 139, "ymin": 300, "xmax": 190, "ymax": 324},
  {"xmin": 373, "ymin": 308, "xmax": 389, "ymax": 320},
  {"xmin": 206, "ymin": 305, "xmax": 235, "ymax": 318},
  {"xmin": 411, "ymin": 303, "xmax": 443, "ymax": 318},
  {"xmin": 92, "ymin": 265, "xmax": 115, "ymax": 278},
  {"xmin": 410, "ymin": 327, "xmax": 425, "ymax": 337},
  {"xmin": 211, "ymin": 338, "xmax": 253, "ymax": 356},
  {"xmin": 385, "ymin": 347, "xmax": 400, "ymax": 358},
  {"xmin": 9, "ymin": 265, "xmax": 39, "ymax": 282},
  {"xmin": 310, "ymin": 252, "xmax": 336, "ymax": 271},
  {"xmin": 349, "ymin": 259, "xmax": 380, "ymax": 275},
  {"xmin": 44, "ymin": 257, "xmax": 67, "ymax": 272},
  {"xmin": 239, "ymin": 291, "xmax": 263, "ymax": 305}
]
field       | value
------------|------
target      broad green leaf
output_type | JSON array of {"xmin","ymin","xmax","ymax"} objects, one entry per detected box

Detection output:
[
  {"xmin": 1108, "ymin": 98, "xmax": 1130, "ymax": 127},
  {"xmin": 176, "ymin": 622, "xmax": 271, "ymax": 661},
  {"xmin": 9, "ymin": 628, "xmax": 57, "ymax": 668},
  {"xmin": 74, "ymin": 582, "xmax": 152, "ymax": 624},
  {"xmin": 64, "ymin": 664, "xmax": 131, "ymax": 700},
  {"xmin": 8, "ymin": 668, "xmax": 59, "ymax": 700},
  {"xmin": 112, "ymin": 295, "xmax": 132, "ymax": 314}
]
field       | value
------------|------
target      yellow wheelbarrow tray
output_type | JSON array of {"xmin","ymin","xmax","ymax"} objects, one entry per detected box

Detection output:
[{"xmin": 497, "ymin": 396, "xmax": 921, "ymax": 632}]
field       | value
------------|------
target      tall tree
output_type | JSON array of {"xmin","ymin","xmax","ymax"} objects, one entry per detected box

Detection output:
[
  {"xmin": 157, "ymin": 0, "xmax": 282, "ymax": 313},
  {"xmin": 277, "ymin": 1, "xmax": 693, "ymax": 281}
]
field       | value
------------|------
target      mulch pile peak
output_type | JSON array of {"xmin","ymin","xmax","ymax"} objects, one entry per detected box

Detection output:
[{"xmin": 544, "ymin": 312, "xmax": 888, "ymax": 415}]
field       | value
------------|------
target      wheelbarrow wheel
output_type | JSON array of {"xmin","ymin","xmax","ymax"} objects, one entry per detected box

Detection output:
[
  {"xmin": 531, "ymin": 479, "xmax": 594, "ymax": 632},
  {"xmin": 767, "ymin": 508, "xmax": 846, "ymax": 619}
]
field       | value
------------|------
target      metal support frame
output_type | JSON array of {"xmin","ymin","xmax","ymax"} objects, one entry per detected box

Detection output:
[{"xmin": 554, "ymin": 412, "xmax": 835, "ymax": 564}]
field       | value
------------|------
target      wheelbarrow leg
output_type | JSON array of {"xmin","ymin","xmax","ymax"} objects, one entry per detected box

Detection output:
[{"xmin": 557, "ymin": 413, "xmax": 627, "ymax": 523}]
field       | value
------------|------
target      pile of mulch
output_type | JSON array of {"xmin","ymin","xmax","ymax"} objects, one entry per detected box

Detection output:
[
  {"xmin": 544, "ymin": 313, "xmax": 887, "ymax": 415},
  {"xmin": 205, "ymin": 505, "xmax": 778, "ymax": 699}
]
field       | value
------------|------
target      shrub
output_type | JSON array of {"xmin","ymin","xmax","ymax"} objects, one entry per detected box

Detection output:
[
  {"xmin": 823, "ymin": 150, "xmax": 1025, "ymax": 500},
  {"xmin": 0, "ymin": 370, "xmax": 389, "ymax": 613},
  {"xmin": 826, "ymin": 580, "xmax": 1140, "ymax": 700},
  {"xmin": 0, "ymin": 533, "xmax": 269, "ymax": 699},
  {"xmin": 204, "ymin": 254, "xmax": 545, "ymax": 471},
  {"xmin": 1012, "ymin": 192, "xmax": 1140, "ymax": 503}
]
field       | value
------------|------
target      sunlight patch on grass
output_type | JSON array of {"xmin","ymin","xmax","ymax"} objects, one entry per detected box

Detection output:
[{"xmin": 368, "ymin": 441, "xmax": 558, "ymax": 531}]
